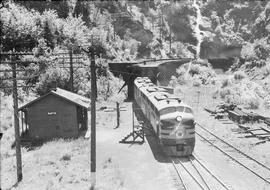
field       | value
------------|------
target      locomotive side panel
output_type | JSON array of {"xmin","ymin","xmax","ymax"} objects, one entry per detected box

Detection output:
[{"xmin": 134, "ymin": 77, "xmax": 195, "ymax": 157}]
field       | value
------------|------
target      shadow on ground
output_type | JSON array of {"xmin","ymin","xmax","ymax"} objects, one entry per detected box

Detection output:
[
  {"xmin": 12, "ymin": 130, "xmax": 88, "ymax": 151},
  {"xmin": 132, "ymin": 101, "xmax": 172, "ymax": 163}
]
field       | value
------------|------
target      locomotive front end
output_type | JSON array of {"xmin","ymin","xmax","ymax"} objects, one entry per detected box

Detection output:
[{"xmin": 159, "ymin": 106, "xmax": 195, "ymax": 157}]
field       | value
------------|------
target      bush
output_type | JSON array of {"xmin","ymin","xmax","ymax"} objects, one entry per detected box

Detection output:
[
  {"xmin": 169, "ymin": 75, "xmax": 178, "ymax": 87},
  {"xmin": 221, "ymin": 78, "xmax": 233, "ymax": 88},
  {"xmin": 172, "ymin": 62, "xmax": 216, "ymax": 86},
  {"xmin": 234, "ymin": 71, "xmax": 247, "ymax": 80},
  {"xmin": 210, "ymin": 78, "xmax": 216, "ymax": 85},
  {"xmin": 245, "ymin": 97, "xmax": 260, "ymax": 109},
  {"xmin": 219, "ymin": 88, "xmax": 232, "ymax": 99},
  {"xmin": 60, "ymin": 153, "xmax": 71, "ymax": 161},
  {"xmin": 262, "ymin": 63, "xmax": 270, "ymax": 77},
  {"xmin": 189, "ymin": 64, "xmax": 200, "ymax": 76},
  {"xmin": 193, "ymin": 78, "xmax": 201, "ymax": 87}
]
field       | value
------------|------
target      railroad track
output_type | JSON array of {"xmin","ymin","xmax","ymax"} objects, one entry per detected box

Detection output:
[
  {"xmin": 196, "ymin": 123, "xmax": 270, "ymax": 186},
  {"xmin": 170, "ymin": 155, "xmax": 230, "ymax": 190}
]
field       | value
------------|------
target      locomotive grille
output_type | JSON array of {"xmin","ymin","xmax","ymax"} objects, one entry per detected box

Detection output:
[
  {"xmin": 182, "ymin": 120, "xmax": 195, "ymax": 127},
  {"xmin": 160, "ymin": 120, "xmax": 175, "ymax": 130}
]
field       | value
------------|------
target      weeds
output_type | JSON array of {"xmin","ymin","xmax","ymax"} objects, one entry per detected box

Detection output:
[
  {"xmin": 221, "ymin": 78, "xmax": 233, "ymax": 88},
  {"xmin": 234, "ymin": 71, "xmax": 247, "ymax": 80},
  {"xmin": 172, "ymin": 62, "xmax": 216, "ymax": 86},
  {"xmin": 245, "ymin": 97, "xmax": 260, "ymax": 109},
  {"xmin": 60, "ymin": 153, "xmax": 71, "ymax": 161}
]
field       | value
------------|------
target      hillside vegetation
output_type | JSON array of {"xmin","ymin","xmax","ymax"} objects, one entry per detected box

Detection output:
[
  {"xmin": 0, "ymin": 1, "xmax": 269, "ymax": 189},
  {"xmin": 0, "ymin": 0, "xmax": 269, "ymax": 138}
]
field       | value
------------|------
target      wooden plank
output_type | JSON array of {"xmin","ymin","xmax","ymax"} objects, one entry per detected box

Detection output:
[
  {"xmin": 254, "ymin": 140, "xmax": 269, "ymax": 145},
  {"xmin": 260, "ymin": 126, "xmax": 270, "ymax": 133},
  {"xmin": 238, "ymin": 124, "xmax": 250, "ymax": 130},
  {"xmin": 204, "ymin": 107, "xmax": 216, "ymax": 114},
  {"xmin": 246, "ymin": 128, "xmax": 263, "ymax": 132}
]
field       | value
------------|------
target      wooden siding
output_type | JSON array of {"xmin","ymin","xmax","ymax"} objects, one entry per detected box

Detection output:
[{"xmin": 28, "ymin": 94, "xmax": 78, "ymax": 139}]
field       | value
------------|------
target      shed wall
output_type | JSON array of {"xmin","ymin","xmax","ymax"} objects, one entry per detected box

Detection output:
[{"xmin": 28, "ymin": 94, "xmax": 78, "ymax": 139}]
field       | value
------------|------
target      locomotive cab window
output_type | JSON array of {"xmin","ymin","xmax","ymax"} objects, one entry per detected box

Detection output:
[
  {"xmin": 160, "ymin": 107, "xmax": 176, "ymax": 115},
  {"xmin": 184, "ymin": 107, "xmax": 193, "ymax": 114},
  {"xmin": 176, "ymin": 106, "xmax": 185, "ymax": 112}
]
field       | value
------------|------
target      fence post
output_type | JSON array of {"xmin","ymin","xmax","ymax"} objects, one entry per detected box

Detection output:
[{"xmin": 116, "ymin": 102, "xmax": 120, "ymax": 128}]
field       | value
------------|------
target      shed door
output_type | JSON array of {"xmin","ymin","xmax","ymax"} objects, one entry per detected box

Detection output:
[
  {"xmin": 62, "ymin": 112, "xmax": 75, "ymax": 135},
  {"xmin": 47, "ymin": 111, "xmax": 61, "ymax": 137}
]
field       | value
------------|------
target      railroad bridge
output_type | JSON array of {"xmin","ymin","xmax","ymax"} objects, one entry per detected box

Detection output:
[{"xmin": 108, "ymin": 58, "xmax": 192, "ymax": 100}]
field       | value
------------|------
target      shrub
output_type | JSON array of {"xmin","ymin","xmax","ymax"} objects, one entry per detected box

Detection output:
[
  {"xmin": 221, "ymin": 78, "xmax": 233, "ymax": 88},
  {"xmin": 262, "ymin": 63, "xmax": 270, "ymax": 77},
  {"xmin": 245, "ymin": 97, "xmax": 260, "ymax": 109},
  {"xmin": 176, "ymin": 66, "xmax": 187, "ymax": 76},
  {"xmin": 212, "ymin": 90, "xmax": 219, "ymax": 99},
  {"xmin": 177, "ymin": 76, "xmax": 187, "ymax": 85},
  {"xmin": 210, "ymin": 78, "xmax": 216, "ymax": 85},
  {"xmin": 193, "ymin": 79, "xmax": 201, "ymax": 87},
  {"xmin": 169, "ymin": 75, "xmax": 178, "ymax": 87},
  {"xmin": 219, "ymin": 88, "xmax": 232, "ymax": 99},
  {"xmin": 264, "ymin": 95, "xmax": 270, "ymax": 109},
  {"xmin": 234, "ymin": 71, "xmax": 247, "ymax": 80},
  {"xmin": 60, "ymin": 153, "xmax": 71, "ymax": 161},
  {"xmin": 189, "ymin": 64, "xmax": 200, "ymax": 76}
]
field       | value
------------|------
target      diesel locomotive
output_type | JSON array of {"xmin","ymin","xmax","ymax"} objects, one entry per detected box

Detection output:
[{"xmin": 134, "ymin": 77, "xmax": 195, "ymax": 156}]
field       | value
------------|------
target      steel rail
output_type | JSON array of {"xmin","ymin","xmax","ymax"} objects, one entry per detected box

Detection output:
[
  {"xmin": 196, "ymin": 131, "xmax": 270, "ymax": 184},
  {"xmin": 192, "ymin": 154, "xmax": 231, "ymax": 190},
  {"xmin": 196, "ymin": 123, "xmax": 270, "ymax": 172},
  {"xmin": 175, "ymin": 158, "xmax": 207, "ymax": 190},
  {"xmin": 188, "ymin": 157, "xmax": 211, "ymax": 190},
  {"xmin": 170, "ymin": 158, "xmax": 188, "ymax": 190}
]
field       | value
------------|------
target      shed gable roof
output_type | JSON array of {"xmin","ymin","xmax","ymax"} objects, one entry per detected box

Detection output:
[{"xmin": 19, "ymin": 88, "xmax": 90, "ymax": 110}]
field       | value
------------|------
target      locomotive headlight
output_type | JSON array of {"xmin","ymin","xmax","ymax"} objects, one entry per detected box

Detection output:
[
  {"xmin": 176, "ymin": 116, "xmax": 182, "ymax": 122},
  {"xmin": 175, "ymin": 129, "xmax": 185, "ymax": 137}
]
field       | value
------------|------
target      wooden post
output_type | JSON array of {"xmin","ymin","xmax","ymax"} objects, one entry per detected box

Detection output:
[
  {"xmin": 0, "ymin": 94, "xmax": 2, "ymax": 190},
  {"xmin": 116, "ymin": 102, "xmax": 120, "ymax": 128},
  {"xmin": 12, "ymin": 57, "xmax": 23, "ymax": 182},
  {"xmin": 197, "ymin": 90, "xmax": 200, "ymax": 114},
  {"xmin": 169, "ymin": 27, "xmax": 172, "ymax": 54},
  {"xmin": 159, "ymin": 15, "xmax": 162, "ymax": 40},
  {"xmin": 69, "ymin": 49, "xmax": 74, "ymax": 92},
  {"xmin": 132, "ymin": 102, "xmax": 135, "ymax": 141},
  {"xmin": 90, "ymin": 50, "xmax": 96, "ymax": 190},
  {"xmin": 85, "ymin": 108, "xmax": 87, "ymax": 130},
  {"xmin": 21, "ymin": 112, "xmax": 24, "ymax": 134},
  {"xmin": 113, "ymin": 22, "xmax": 115, "ymax": 40}
]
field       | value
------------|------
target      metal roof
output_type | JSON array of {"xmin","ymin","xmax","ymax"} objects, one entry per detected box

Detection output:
[
  {"xmin": 134, "ymin": 77, "xmax": 191, "ymax": 111},
  {"xmin": 19, "ymin": 88, "xmax": 90, "ymax": 110}
]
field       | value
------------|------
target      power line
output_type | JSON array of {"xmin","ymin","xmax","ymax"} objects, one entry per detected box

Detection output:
[
  {"xmin": 0, "ymin": 69, "xmax": 35, "ymax": 72},
  {"xmin": 0, "ymin": 85, "xmax": 35, "ymax": 89}
]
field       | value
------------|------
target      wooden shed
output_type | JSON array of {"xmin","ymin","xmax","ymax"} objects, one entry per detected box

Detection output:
[{"xmin": 19, "ymin": 88, "xmax": 90, "ymax": 139}]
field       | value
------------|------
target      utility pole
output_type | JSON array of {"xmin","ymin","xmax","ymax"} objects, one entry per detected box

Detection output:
[
  {"xmin": 90, "ymin": 49, "xmax": 96, "ymax": 190},
  {"xmin": 11, "ymin": 54, "xmax": 23, "ymax": 182},
  {"xmin": 69, "ymin": 48, "xmax": 74, "ymax": 92},
  {"xmin": 81, "ymin": 35, "xmax": 105, "ymax": 190}
]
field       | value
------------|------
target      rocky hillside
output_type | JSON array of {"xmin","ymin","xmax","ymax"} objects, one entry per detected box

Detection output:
[{"xmin": 0, "ymin": 0, "xmax": 269, "ymax": 99}]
